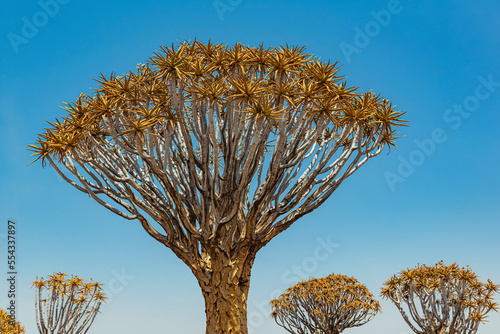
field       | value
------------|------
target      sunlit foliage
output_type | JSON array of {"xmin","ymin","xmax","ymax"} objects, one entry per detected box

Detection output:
[
  {"xmin": 29, "ymin": 41, "xmax": 407, "ymax": 166},
  {"xmin": 270, "ymin": 273, "xmax": 381, "ymax": 334},
  {"xmin": 381, "ymin": 261, "xmax": 499, "ymax": 334},
  {"xmin": 0, "ymin": 308, "xmax": 25, "ymax": 334},
  {"xmin": 32, "ymin": 272, "xmax": 107, "ymax": 334}
]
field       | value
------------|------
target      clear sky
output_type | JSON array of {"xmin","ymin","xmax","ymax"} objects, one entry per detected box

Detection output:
[{"xmin": 1, "ymin": 0, "xmax": 500, "ymax": 333}]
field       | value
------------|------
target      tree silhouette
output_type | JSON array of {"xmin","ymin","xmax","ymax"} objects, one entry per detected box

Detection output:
[
  {"xmin": 381, "ymin": 261, "xmax": 499, "ymax": 334},
  {"xmin": 32, "ymin": 272, "xmax": 107, "ymax": 334},
  {"xmin": 29, "ymin": 40, "xmax": 407, "ymax": 333},
  {"xmin": 0, "ymin": 308, "xmax": 25, "ymax": 334},
  {"xmin": 270, "ymin": 273, "xmax": 381, "ymax": 334}
]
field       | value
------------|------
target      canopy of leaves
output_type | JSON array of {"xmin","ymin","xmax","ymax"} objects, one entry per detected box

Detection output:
[
  {"xmin": 28, "ymin": 40, "xmax": 407, "ymax": 165},
  {"xmin": 27, "ymin": 40, "xmax": 408, "ymax": 261},
  {"xmin": 270, "ymin": 273, "xmax": 381, "ymax": 334},
  {"xmin": 0, "ymin": 308, "xmax": 25, "ymax": 334},
  {"xmin": 32, "ymin": 272, "xmax": 107, "ymax": 334}
]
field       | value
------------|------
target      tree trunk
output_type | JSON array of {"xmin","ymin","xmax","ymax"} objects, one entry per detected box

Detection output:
[
  {"xmin": 194, "ymin": 248, "xmax": 255, "ymax": 334},
  {"xmin": 201, "ymin": 278, "xmax": 250, "ymax": 334}
]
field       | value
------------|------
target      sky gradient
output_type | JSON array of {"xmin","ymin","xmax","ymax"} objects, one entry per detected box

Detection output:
[{"xmin": 1, "ymin": 0, "xmax": 500, "ymax": 333}]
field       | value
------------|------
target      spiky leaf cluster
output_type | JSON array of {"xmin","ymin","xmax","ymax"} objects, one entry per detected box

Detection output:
[
  {"xmin": 0, "ymin": 308, "xmax": 25, "ymax": 334},
  {"xmin": 32, "ymin": 272, "xmax": 107, "ymax": 334},
  {"xmin": 270, "ymin": 273, "xmax": 381, "ymax": 334},
  {"xmin": 381, "ymin": 261, "xmax": 499, "ymax": 334},
  {"xmin": 29, "ymin": 41, "xmax": 406, "ymax": 164}
]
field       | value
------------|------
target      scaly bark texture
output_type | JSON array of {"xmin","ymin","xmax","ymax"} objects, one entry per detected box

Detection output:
[
  {"xmin": 196, "ymin": 251, "xmax": 254, "ymax": 333},
  {"xmin": 30, "ymin": 40, "xmax": 408, "ymax": 333},
  {"xmin": 202, "ymin": 281, "xmax": 249, "ymax": 334},
  {"xmin": 184, "ymin": 239, "xmax": 256, "ymax": 333}
]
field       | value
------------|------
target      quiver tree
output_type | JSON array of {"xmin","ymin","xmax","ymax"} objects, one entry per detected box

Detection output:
[
  {"xmin": 0, "ymin": 308, "xmax": 25, "ymax": 334},
  {"xmin": 29, "ymin": 40, "xmax": 407, "ymax": 333},
  {"xmin": 31, "ymin": 272, "xmax": 107, "ymax": 334},
  {"xmin": 269, "ymin": 273, "xmax": 381, "ymax": 334},
  {"xmin": 381, "ymin": 261, "xmax": 499, "ymax": 334}
]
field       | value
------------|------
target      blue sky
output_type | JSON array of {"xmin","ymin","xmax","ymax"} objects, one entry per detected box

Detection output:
[{"xmin": 1, "ymin": 0, "xmax": 500, "ymax": 333}]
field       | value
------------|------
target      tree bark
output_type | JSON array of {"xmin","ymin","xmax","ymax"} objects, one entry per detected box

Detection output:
[
  {"xmin": 201, "ymin": 279, "xmax": 250, "ymax": 334},
  {"xmin": 194, "ymin": 248, "xmax": 255, "ymax": 334}
]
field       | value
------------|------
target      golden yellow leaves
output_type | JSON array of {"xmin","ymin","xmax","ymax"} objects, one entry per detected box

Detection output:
[
  {"xmin": 270, "ymin": 273, "xmax": 380, "ymax": 332},
  {"xmin": 302, "ymin": 60, "xmax": 343, "ymax": 88},
  {"xmin": 381, "ymin": 261, "xmax": 499, "ymax": 328},
  {"xmin": 150, "ymin": 43, "xmax": 190, "ymax": 79},
  {"xmin": 272, "ymin": 263, "xmax": 499, "ymax": 334},
  {"xmin": 0, "ymin": 308, "xmax": 25, "ymax": 334},
  {"xmin": 27, "ymin": 116, "xmax": 85, "ymax": 165},
  {"xmin": 227, "ymin": 74, "xmax": 266, "ymax": 106},
  {"xmin": 27, "ymin": 140, "xmax": 53, "ymax": 166},
  {"xmin": 237, "ymin": 96, "xmax": 288, "ymax": 123},
  {"xmin": 246, "ymin": 43, "xmax": 272, "ymax": 72},
  {"xmin": 30, "ymin": 40, "xmax": 408, "ymax": 166},
  {"xmin": 121, "ymin": 117, "xmax": 160, "ymax": 142},
  {"xmin": 189, "ymin": 77, "xmax": 228, "ymax": 104},
  {"xmin": 32, "ymin": 273, "xmax": 107, "ymax": 334},
  {"xmin": 31, "ymin": 272, "xmax": 108, "ymax": 304},
  {"xmin": 267, "ymin": 44, "xmax": 310, "ymax": 75}
]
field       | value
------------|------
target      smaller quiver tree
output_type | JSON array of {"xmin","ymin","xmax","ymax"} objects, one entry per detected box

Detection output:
[
  {"xmin": 270, "ymin": 273, "xmax": 381, "ymax": 334},
  {"xmin": 0, "ymin": 308, "xmax": 25, "ymax": 334},
  {"xmin": 32, "ymin": 272, "xmax": 107, "ymax": 334},
  {"xmin": 381, "ymin": 261, "xmax": 499, "ymax": 334}
]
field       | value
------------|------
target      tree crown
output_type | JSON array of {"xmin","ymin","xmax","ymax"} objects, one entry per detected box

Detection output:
[
  {"xmin": 270, "ymin": 273, "xmax": 380, "ymax": 333},
  {"xmin": 28, "ymin": 40, "xmax": 407, "ymax": 165},
  {"xmin": 0, "ymin": 308, "xmax": 25, "ymax": 334},
  {"xmin": 32, "ymin": 272, "xmax": 107, "ymax": 334},
  {"xmin": 381, "ymin": 260, "xmax": 499, "ymax": 332}
]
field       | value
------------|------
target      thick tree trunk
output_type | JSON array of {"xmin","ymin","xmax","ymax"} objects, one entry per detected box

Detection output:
[
  {"xmin": 201, "ymin": 278, "xmax": 250, "ymax": 334},
  {"xmin": 194, "ymin": 247, "xmax": 255, "ymax": 334}
]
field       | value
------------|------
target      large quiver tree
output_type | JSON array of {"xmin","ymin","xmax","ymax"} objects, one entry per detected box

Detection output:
[{"xmin": 29, "ymin": 40, "xmax": 407, "ymax": 334}]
